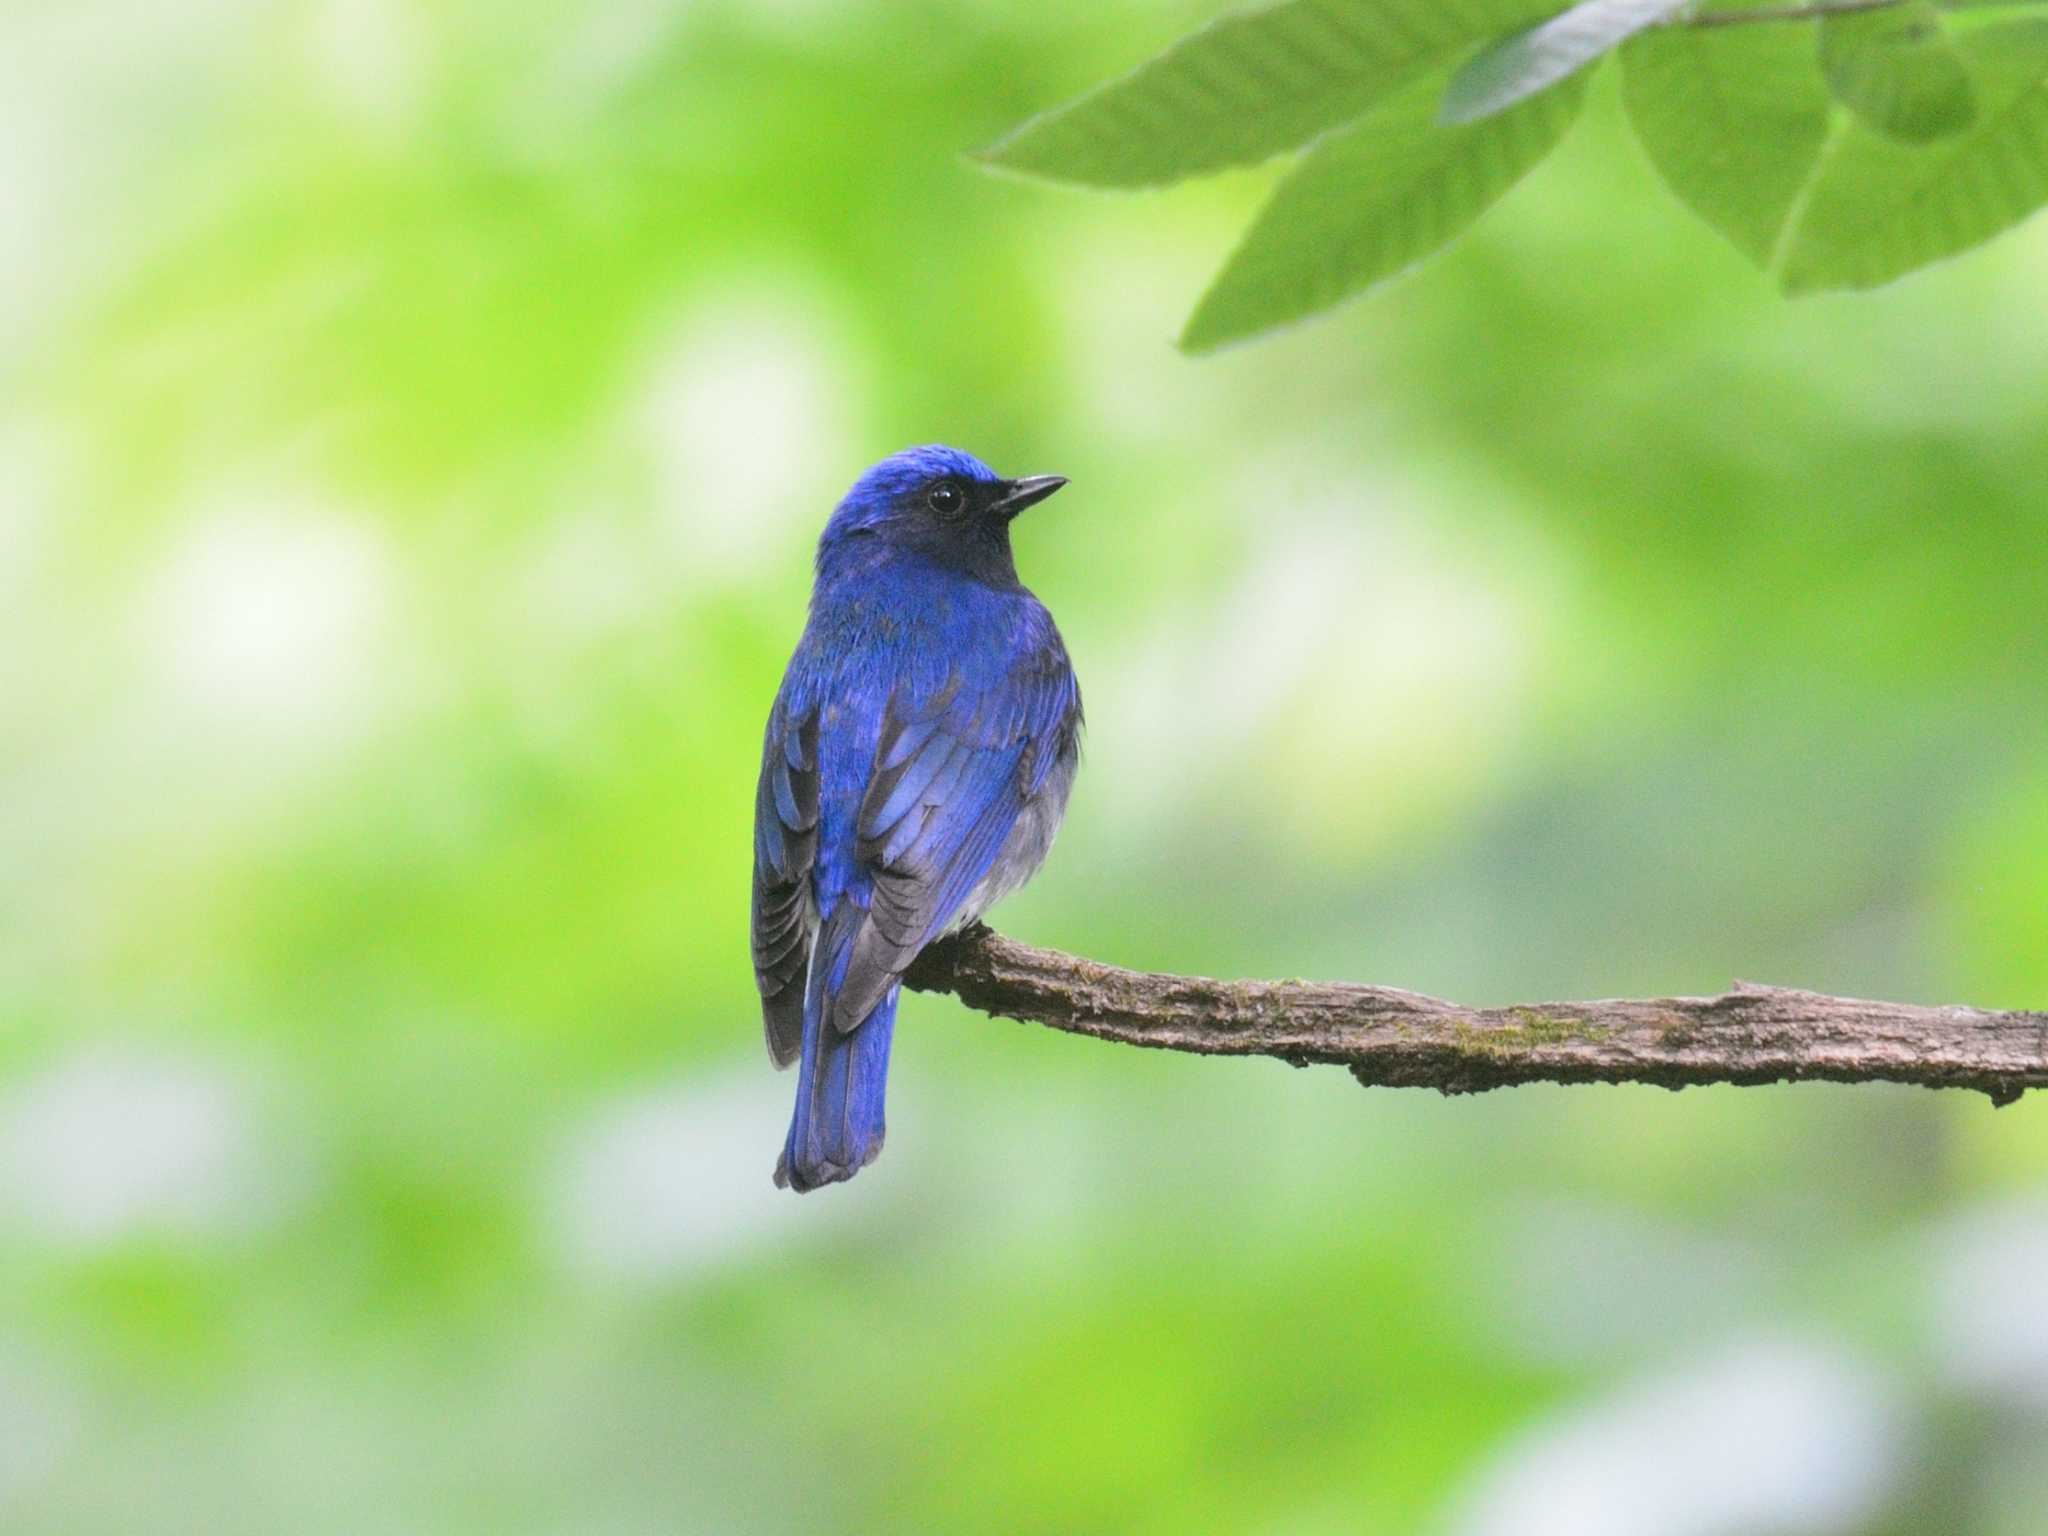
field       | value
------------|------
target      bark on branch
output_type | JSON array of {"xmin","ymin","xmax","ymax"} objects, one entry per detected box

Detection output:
[{"xmin": 903, "ymin": 925, "xmax": 2048, "ymax": 1106}]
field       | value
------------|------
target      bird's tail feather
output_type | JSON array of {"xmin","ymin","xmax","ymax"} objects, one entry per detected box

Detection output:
[{"xmin": 775, "ymin": 911, "xmax": 896, "ymax": 1192}]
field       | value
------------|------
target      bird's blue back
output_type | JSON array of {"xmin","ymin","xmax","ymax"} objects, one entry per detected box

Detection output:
[{"xmin": 752, "ymin": 447, "xmax": 1081, "ymax": 1191}]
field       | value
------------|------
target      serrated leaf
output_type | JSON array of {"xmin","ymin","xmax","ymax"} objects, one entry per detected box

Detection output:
[
  {"xmin": 1779, "ymin": 20, "xmax": 2048, "ymax": 293},
  {"xmin": 1620, "ymin": 22, "xmax": 1834, "ymax": 268},
  {"xmin": 1818, "ymin": 2, "xmax": 1978, "ymax": 144},
  {"xmin": 1441, "ymin": 0, "xmax": 1693, "ymax": 125},
  {"xmin": 976, "ymin": 0, "xmax": 1557, "ymax": 189},
  {"xmin": 1181, "ymin": 70, "xmax": 1587, "ymax": 351}
]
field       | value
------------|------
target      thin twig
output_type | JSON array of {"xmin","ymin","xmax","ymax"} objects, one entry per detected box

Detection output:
[
  {"xmin": 903, "ymin": 925, "xmax": 2048, "ymax": 1106},
  {"xmin": 1679, "ymin": 0, "xmax": 1905, "ymax": 26},
  {"xmin": 1679, "ymin": 0, "xmax": 2046, "ymax": 25}
]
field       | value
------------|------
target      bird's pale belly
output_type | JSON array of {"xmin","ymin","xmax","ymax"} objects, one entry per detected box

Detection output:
[{"xmin": 946, "ymin": 737, "xmax": 1079, "ymax": 934}]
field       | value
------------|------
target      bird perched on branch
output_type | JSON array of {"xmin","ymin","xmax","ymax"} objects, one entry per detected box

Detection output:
[{"xmin": 752, "ymin": 446, "xmax": 1082, "ymax": 1192}]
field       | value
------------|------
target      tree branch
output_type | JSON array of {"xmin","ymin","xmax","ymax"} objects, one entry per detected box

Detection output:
[{"xmin": 903, "ymin": 925, "xmax": 2048, "ymax": 1106}]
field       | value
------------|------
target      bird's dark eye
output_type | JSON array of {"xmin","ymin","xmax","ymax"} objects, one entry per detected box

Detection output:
[{"xmin": 926, "ymin": 482, "xmax": 964, "ymax": 515}]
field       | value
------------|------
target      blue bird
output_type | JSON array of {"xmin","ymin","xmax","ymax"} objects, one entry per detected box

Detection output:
[{"xmin": 752, "ymin": 446, "xmax": 1082, "ymax": 1192}]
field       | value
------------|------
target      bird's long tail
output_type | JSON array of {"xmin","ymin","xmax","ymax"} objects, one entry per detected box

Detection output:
[{"xmin": 775, "ymin": 912, "xmax": 897, "ymax": 1192}]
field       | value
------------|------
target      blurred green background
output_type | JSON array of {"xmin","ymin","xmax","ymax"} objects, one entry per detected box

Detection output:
[{"xmin": 4, "ymin": 1, "xmax": 2047, "ymax": 1531}]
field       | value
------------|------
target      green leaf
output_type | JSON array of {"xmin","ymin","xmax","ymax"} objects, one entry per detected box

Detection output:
[
  {"xmin": 1181, "ymin": 70, "xmax": 1587, "ymax": 351},
  {"xmin": 976, "ymin": 0, "xmax": 1557, "ymax": 189},
  {"xmin": 1779, "ymin": 20, "xmax": 2048, "ymax": 293},
  {"xmin": 1441, "ymin": 0, "xmax": 1693, "ymax": 126},
  {"xmin": 1818, "ymin": 2, "xmax": 1978, "ymax": 144},
  {"xmin": 1620, "ymin": 21, "xmax": 1834, "ymax": 269}
]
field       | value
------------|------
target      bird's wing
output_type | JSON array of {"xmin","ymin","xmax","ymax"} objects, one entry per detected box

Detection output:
[
  {"xmin": 752, "ymin": 698, "xmax": 819, "ymax": 1068},
  {"xmin": 829, "ymin": 650, "xmax": 1079, "ymax": 1034}
]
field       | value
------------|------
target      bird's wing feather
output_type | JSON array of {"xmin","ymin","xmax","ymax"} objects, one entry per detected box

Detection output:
[
  {"xmin": 830, "ymin": 653, "xmax": 1078, "ymax": 1033},
  {"xmin": 752, "ymin": 700, "xmax": 819, "ymax": 1068}
]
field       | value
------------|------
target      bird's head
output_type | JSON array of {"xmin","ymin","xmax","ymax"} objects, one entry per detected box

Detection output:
[{"xmin": 818, "ymin": 445, "xmax": 1066, "ymax": 589}]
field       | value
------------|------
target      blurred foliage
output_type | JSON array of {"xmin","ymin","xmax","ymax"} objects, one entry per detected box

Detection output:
[
  {"xmin": 2, "ymin": 1, "xmax": 2047, "ymax": 1533},
  {"xmin": 982, "ymin": 0, "xmax": 2048, "ymax": 346},
  {"xmin": 1817, "ymin": 2, "xmax": 1981, "ymax": 144}
]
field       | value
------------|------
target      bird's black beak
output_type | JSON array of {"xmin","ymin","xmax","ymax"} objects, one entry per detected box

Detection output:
[{"xmin": 992, "ymin": 474, "xmax": 1067, "ymax": 519}]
